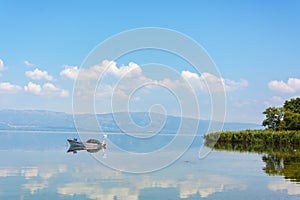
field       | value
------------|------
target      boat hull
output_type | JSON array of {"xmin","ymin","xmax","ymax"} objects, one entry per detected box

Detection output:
[{"xmin": 67, "ymin": 139, "xmax": 106, "ymax": 153}]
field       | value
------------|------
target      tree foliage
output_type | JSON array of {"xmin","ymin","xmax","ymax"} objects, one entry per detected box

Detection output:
[
  {"xmin": 283, "ymin": 98, "xmax": 300, "ymax": 114},
  {"xmin": 283, "ymin": 111, "xmax": 300, "ymax": 130},
  {"xmin": 262, "ymin": 107, "xmax": 284, "ymax": 131},
  {"xmin": 262, "ymin": 98, "xmax": 300, "ymax": 131}
]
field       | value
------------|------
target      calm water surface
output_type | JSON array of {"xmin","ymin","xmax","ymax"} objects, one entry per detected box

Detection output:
[{"xmin": 0, "ymin": 131, "xmax": 299, "ymax": 199}]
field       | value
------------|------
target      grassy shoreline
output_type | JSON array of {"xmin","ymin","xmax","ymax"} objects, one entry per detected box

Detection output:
[{"xmin": 204, "ymin": 130, "xmax": 300, "ymax": 152}]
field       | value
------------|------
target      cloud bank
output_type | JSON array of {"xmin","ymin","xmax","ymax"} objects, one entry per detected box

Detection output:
[
  {"xmin": 24, "ymin": 82, "xmax": 69, "ymax": 97},
  {"xmin": 63, "ymin": 60, "xmax": 248, "ymax": 98},
  {"xmin": 25, "ymin": 68, "xmax": 53, "ymax": 81},
  {"xmin": 0, "ymin": 82, "xmax": 22, "ymax": 93},
  {"xmin": 268, "ymin": 78, "xmax": 300, "ymax": 94}
]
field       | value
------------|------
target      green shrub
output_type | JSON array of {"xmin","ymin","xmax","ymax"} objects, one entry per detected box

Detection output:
[{"xmin": 205, "ymin": 130, "xmax": 300, "ymax": 153}]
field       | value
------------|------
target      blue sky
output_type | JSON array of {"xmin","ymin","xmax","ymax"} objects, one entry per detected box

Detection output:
[{"xmin": 0, "ymin": 0, "xmax": 299, "ymax": 123}]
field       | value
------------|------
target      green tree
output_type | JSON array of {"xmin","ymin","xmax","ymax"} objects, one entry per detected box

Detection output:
[
  {"xmin": 282, "ymin": 98, "xmax": 300, "ymax": 130},
  {"xmin": 262, "ymin": 98, "xmax": 300, "ymax": 131},
  {"xmin": 262, "ymin": 107, "xmax": 284, "ymax": 131},
  {"xmin": 283, "ymin": 111, "xmax": 300, "ymax": 130},
  {"xmin": 283, "ymin": 98, "xmax": 300, "ymax": 114}
]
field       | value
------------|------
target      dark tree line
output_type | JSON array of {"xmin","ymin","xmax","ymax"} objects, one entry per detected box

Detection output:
[{"xmin": 262, "ymin": 98, "xmax": 300, "ymax": 131}]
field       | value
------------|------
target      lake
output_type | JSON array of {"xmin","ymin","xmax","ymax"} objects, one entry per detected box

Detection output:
[{"xmin": 0, "ymin": 131, "xmax": 299, "ymax": 199}]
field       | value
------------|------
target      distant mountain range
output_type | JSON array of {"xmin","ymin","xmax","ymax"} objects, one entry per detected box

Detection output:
[{"xmin": 0, "ymin": 109, "xmax": 262, "ymax": 133}]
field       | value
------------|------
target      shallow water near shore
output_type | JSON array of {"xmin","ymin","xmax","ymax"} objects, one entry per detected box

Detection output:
[{"xmin": 0, "ymin": 131, "xmax": 299, "ymax": 199}]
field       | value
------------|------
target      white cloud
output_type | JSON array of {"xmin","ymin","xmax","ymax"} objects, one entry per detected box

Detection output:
[
  {"xmin": 25, "ymin": 68, "xmax": 53, "ymax": 81},
  {"xmin": 43, "ymin": 82, "xmax": 69, "ymax": 97},
  {"xmin": 43, "ymin": 82, "xmax": 60, "ymax": 92},
  {"xmin": 71, "ymin": 60, "xmax": 249, "ymax": 114},
  {"xmin": 0, "ymin": 58, "xmax": 8, "ymax": 77},
  {"xmin": 181, "ymin": 71, "xmax": 206, "ymax": 91},
  {"xmin": 88, "ymin": 60, "xmax": 141, "ymax": 79},
  {"xmin": 268, "ymin": 78, "xmax": 300, "ymax": 93},
  {"xmin": 108, "ymin": 63, "xmax": 247, "ymax": 97},
  {"xmin": 64, "ymin": 60, "xmax": 247, "ymax": 94},
  {"xmin": 181, "ymin": 71, "xmax": 248, "ymax": 93},
  {"xmin": 75, "ymin": 60, "xmax": 150, "ymax": 102},
  {"xmin": 0, "ymin": 82, "xmax": 22, "ymax": 93},
  {"xmin": 60, "ymin": 65, "xmax": 79, "ymax": 80},
  {"xmin": 107, "ymin": 61, "xmax": 141, "ymax": 77},
  {"xmin": 61, "ymin": 60, "xmax": 142, "ymax": 81},
  {"xmin": 24, "ymin": 60, "xmax": 35, "ymax": 67},
  {"xmin": 24, "ymin": 82, "xmax": 69, "ymax": 97},
  {"xmin": 24, "ymin": 82, "xmax": 42, "ymax": 95},
  {"xmin": 75, "ymin": 60, "xmax": 246, "ymax": 117}
]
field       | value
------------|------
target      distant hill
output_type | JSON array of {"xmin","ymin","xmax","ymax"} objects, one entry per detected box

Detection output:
[
  {"xmin": 0, "ymin": 109, "xmax": 262, "ymax": 133},
  {"xmin": 0, "ymin": 109, "xmax": 74, "ymax": 131}
]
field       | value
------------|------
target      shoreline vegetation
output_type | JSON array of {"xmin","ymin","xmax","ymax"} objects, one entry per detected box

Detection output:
[
  {"xmin": 204, "ymin": 98, "xmax": 300, "ymax": 153},
  {"xmin": 204, "ymin": 98, "xmax": 300, "ymax": 183},
  {"xmin": 204, "ymin": 129, "xmax": 300, "ymax": 153}
]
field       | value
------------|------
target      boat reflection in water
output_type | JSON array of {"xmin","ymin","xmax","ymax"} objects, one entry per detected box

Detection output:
[{"xmin": 67, "ymin": 137, "xmax": 107, "ymax": 154}]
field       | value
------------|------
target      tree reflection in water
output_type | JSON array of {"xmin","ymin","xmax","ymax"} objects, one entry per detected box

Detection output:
[
  {"xmin": 205, "ymin": 141, "xmax": 300, "ymax": 184},
  {"xmin": 263, "ymin": 153, "xmax": 300, "ymax": 183}
]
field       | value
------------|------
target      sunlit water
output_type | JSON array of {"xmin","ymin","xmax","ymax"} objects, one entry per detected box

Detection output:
[{"xmin": 0, "ymin": 131, "xmax": 299, "ymax": 199}]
